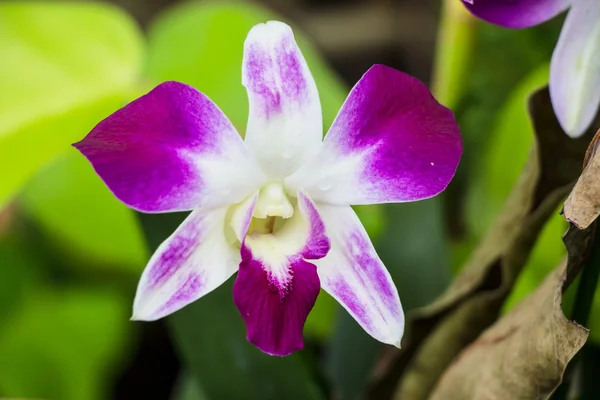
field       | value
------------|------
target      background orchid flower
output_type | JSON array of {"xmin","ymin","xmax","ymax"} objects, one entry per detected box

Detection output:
[
  {"xmin": 74, "ymin": 21, "xmax": 462, "ymax": 356},
  {"xmin": 462, "ymin": 0, "xmax": 600, "ymax": 138}
]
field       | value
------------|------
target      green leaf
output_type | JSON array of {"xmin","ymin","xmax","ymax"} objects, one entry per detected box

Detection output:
[
  {"xmin": 462, "ymin": 65, "xmax": 570, "ymax": 317},
  {"xmin": 380, "ymin": 200, "xmax": 452, "ymax": 311},
  {"xmin": 20, "ymin": 153, "xmax": 147, "ymax": 272},
  {"xmin": 0, "ymin": 287, "xmax": 130, "ymax": 400},
  {"xmin": 501, "ymin": 206, "xmax": 566, "ymax": 312},
  {"xmin": 171, "ymin": 372, "xmax": 209, "ymax": 400},
  {"xmin": 451, "ymin": 19, "xmax": 564, "ymax": 269},
  {"xmin": 456, "ymin": 19, "xmax": 561, "ymax": 171},
  {"xmin": 0, "ymin": 2, "xmax": 143, "ymax": 206},
  {"xmin": 138, "ymin": 212, "xmax": 325, "ymax": 400},
  {"xmin": 144, "ymin": 1, "xmax": 346, "ymax": 132},
  {"xmin": 0, "ymin": 235, "xmax": 44, "ymax": 331},
  {"xmin": 466, "ymin": 64, "xmax": 550, "ymax": 237}
]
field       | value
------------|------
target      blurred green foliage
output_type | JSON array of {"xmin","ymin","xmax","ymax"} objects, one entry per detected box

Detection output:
[
  {"xmin": 0, "ymin": 227, "xmax": 131, "ymax": 400},
  {"xmin": 22, "ymin": 153, "xmax": 148, "ymax": 271},
  {"xmin": 0, "ymin": 288, "xmax": 129, "ymax": 400},
  {"xmin": 0, "ymin": 2, "xmax": 142, "ymax": 207}
]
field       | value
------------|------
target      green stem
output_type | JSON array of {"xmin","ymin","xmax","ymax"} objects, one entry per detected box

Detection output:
[
  {"xmin": 430, "ymin": 0, "xmax": 478, "ymax": 243},
  {"xmin": 572, "ymin": 230, "xmax": 600, "ymax": 326},
  {"xmin": 554, "ymin": 229, "xmax": 600, "ymax": 400},
  {"xmin": 431, "ymin": 0, "xmax": 478, "ymax": 107}
]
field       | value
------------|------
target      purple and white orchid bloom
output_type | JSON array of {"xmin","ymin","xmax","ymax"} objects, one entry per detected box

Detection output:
[
  {"xmin": 74, "ymin": 21, "xmax": 462, "ymax": 356},
  {"xmin": 462, "ymin": 0, "xmax": 600, "ymax": 138}
]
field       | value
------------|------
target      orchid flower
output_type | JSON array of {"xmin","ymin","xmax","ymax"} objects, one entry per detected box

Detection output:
[
  {"xmin": 462, "ymin": 0, "xmax": 600, "ymax": 138},
  {"xmin": 74, "ymin": 21, "xmax": 462, "ymax": 356}
]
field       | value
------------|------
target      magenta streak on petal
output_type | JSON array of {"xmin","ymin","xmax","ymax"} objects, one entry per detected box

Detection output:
[
  {"xmin": 329, "ymin": 64, "xmax": 462, "ymax": 203},
  {"xmin": 330, "ymin": 278, "xmax": 370, "ymax": 328},
  {"xmin": 462, "ymin": 0, "xmax": 570, "ymax": 29},
  {"xmin": 149, "ymin": 224, "xmax": 202, "ymax": 288},
  {"xmin": 156, "ymin": 273, "xmax": 204, "ymax": 316},
  {"xmin": 233, "ymin": 245, "xmax": 320, "ymax": 356},
  {"xmin": 73, "ymin": 81, "xmax": 239, "ymax": 213},
  {"xmin": 347, "ymin": 230, "xmax": 396, "ymax": 306},
  {"xmin": 298, "ymin": 192, "xmax": 330, "ymax": 259},
  {"xmin": 146, "ymin": 212, "xmax": 204, "ymax": 288},
  {"xmin": 244, "ymin": 34, "xmax": 308, "ymax": 118},
  {"xmin": 337, "ymin": 229, "xmax": 399, "ymax": 332}
]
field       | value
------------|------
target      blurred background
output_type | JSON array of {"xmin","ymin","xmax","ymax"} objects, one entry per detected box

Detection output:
[{"xmin": 0, "ymin": 0, "xmax": 575, "ymax": 399}]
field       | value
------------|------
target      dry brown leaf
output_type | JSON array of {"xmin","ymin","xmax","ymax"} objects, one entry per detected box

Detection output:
[
  {"xmin": 368, "ymin": 87, "xmax": 596, "ymax": 400},
  {"xmin": 403, "ymin": 149, "xmax": 597, "ymax": 400},
  {"xmin": 429, "ymin": 262, "xmax": 589, "ymax": 400},
  {"xmin": 564, "ymin": 129, "xmax": 600, "ymax": 229}
]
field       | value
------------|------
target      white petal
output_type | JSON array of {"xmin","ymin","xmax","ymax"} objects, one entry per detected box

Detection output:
[
  {"xmin": 285, "ymin": 65, "xmax": 462, "ymax": 206},
  {"xmin": 242, "ymin": 21, "xmax": 322, "ymax": 179},
  {"xmin": 313, "ymin": 204, "xmax": 404, "ymax": 346},
  {"xmin": 132, "ymin": 199, "xmax": 255, "ymax": 320},
  {"xmin": 550, "ymin": 0, "xmax": 600, "ymax": 138}
]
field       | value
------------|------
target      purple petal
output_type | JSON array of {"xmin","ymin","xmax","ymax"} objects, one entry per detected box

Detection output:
[
  {"xmin": 550, "ymin": 0, "xmax": 600, "ymax": 137},
  {"xmin": 286, "ymin": 64, "xmax": 462, "ymax": 205},
  {"xmin": 243, "ymin": 21, "xmax": 322, "ymax": 179},
  {"xmin": 462, "ymin": 0, "xmax": 570, "ymax": 28},
  {"xmin": 314, "ymin": 204, "xmax": 404, "ymax": 347},
  {"xmin": 74, "ymin": 81, "xmax": 265, "ymax": 213},
  {"xmin": 132, "ymin": 196, "xmax": 256, "ymax": 320},
  {"xmin": 233, "ymin": 192, "xmax": 329, "ymax": 356},
  {"xmin": 298, "ymin": 192, "xmax": 330, "ymax": 259},
  {"xmin": 233, "ymin": 250, "xmax": 320, "ymax": 356}
]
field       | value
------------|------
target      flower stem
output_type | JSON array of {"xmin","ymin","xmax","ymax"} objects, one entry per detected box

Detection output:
[
  {"xmin": 431, "ymin": 0, "xmax": 478, "ymax": 108},
  {"xmin": 430, "ymin": 0, "xmax": 478, "ymax": 243},
  {"xmin": 554, "ymin": 228, "xmax": 600, "ymax": 400},
  {"xmin": 571, "ymin": 229, "xmax": 600, "ymax": 327}
]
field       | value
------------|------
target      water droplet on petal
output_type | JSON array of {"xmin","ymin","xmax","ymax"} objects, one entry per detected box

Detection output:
[{"xmin": 317, "ymin": 180, "xmax": 332, "ymax": 191}]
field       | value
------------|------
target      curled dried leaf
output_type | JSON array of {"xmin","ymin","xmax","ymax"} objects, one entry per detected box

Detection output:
[
  {"xmin": 429, "ymin": 262, "xmax": 588, "ymax": 400},
  {"xmin": 564, "ymin": 129, "xmax": 600, "ymax": 229}
]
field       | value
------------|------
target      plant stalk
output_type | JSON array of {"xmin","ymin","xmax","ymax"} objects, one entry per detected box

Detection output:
[{"xmin": 431, "ymin": 0, "xmax": 478, "ymax": 108}]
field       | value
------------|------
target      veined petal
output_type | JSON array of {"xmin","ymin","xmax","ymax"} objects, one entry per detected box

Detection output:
[
  {"xmin": 550, "ymin": 0, "xmax": 600, "ymax": 138},
  {"xmin": 233, "ymin": 193, "xmax": 330, "ymax": 356},
  {"xmin": 462, "ymin": 0, "xmax": 570, "ymax": 29},
  {"xmin": 74, "ymin": 81, "xmax": 266, "ymax": 213},
  {"xmin": 314, "ymin": 204, "xmax": 404, "ymax": 347},
  {"xmin": 286, "ymin": 65, "xmax": 462, "ymax": 205},
  {"xmin": 242, "ymin": 21, "xmax": 322, "ymax": 179},
  {"xmin": 132, "ymin": 196, "xmax": 256, "ymax": 320}
]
